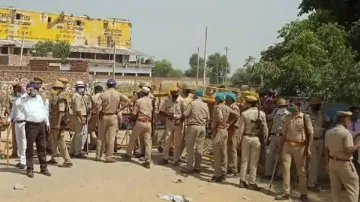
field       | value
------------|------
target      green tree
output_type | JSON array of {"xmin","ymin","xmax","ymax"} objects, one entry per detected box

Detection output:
[
  {"xmin": 206, "ymin": 53, "xmax": 230, "ymax": 84},
  {"xmin": 184, "ymin": 53, "xmax": 205, "ymax": 77},
  {"xmin": 32, "ymin": 40, "xmax": 71, "ymax": 59},
  {"xmin": 32, "ymin": 41, "xmax": 54, "ymax": 57},
  {"xmin": 231, "ymin": 56, "xmax": 262, "ymax": 87},
  {"xmin": 152, "ymin": 59, "xmax": 182, "ymax": 77}
]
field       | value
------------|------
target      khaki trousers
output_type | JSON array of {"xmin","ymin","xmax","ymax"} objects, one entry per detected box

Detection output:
[
  {"xmin": 126, "ymin": 121, "xmax": 152, "ymax": 162},
  {"xmin": 239, "ymin": 136, "xmax": 261, "ymax": 184},
  {"xmin": 96, "ymin": 114, "xmax": 118, "ymax": 160},
  {"xmin": 70, "ymin": 116, "xmax": 84, "ymax": 155},
  {"xmin": 227, "ymin": 126, "xmax": 238, "ymax": 173},
  {"xmin": 186, "ymin": 125, "xmax": 206, "ymax": 170},
  {"xmin": 329, "ymin": 160, "xmax": 359, "ymax": 202},
  {"xmin": 282, "ymin": 143, "xmax": 307, "ymax": 195},
  {"xmin": 265, "ymin": 135, "xmax": 283, "ymax": 176},
  {"xmin": 307, "ymin": 139, "xmax": 324, "ymax": 186},
  {"xmin": 89, "ymin": 131, "xmax": 97, "ymax": 147},
  {"xmin": 213, "ymin": 128, "xmax": 228, "ymax": 177},
  {"xmin": 163, "ymin": 120, "xmax": 183, "ymax": 161},
  {"xmin": 50, "ymin": 129, "xmax": 71, "ymax": 163}
]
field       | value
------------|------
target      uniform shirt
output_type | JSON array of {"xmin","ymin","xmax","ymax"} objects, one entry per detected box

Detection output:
[
  {"xmin": 91, "ymin": 93, "xmax": 102, "ymax": 112},
  {"xmin": 283, "ymin": 112, "xmax": 314, "ymax": 142},
  {"xmin": 72, "ymin": 92, "xmax": 87, "ymax": 116},
  {"xmin": 269, "ymin": 108, "xmax": 289, "ymax": 134},
  {"xmin": 98, "ymin": 88, "xmax": 128, "ymax": 114},
  {"xmin": 21, "ymin": 94, "xmax": 49, "ymax": 125},
  {"xmin": 184, "ymin": 98, "xmax": 210, "ymax": 126},
  {"xmin": 160, "ymin": 96, "xmax": 184, "ymax": 120},
  {"xmin": 229, "ymin": 102, "xmax": 240, "ymax": 128},
  {"xmin": 213, "ymin": 103, "xmax": 234, "ymax": 129},
  {"xmin": 39, "ymin": 88, "xmax": 47, "ymax": 104},
  {"xmin": 50, "ymin": 92, "xmax": 67, "ymax": 128},
  {"xmin": 238, "ymin": 107, "xmax": 268, "ymax": 138},
  {"xmin": 132, "ymin": 96, "xmax": 153, "ymax": 120},
  {"xmin": 8, "ymin": 96, "xmax": 25, "ymax": 122},
  {"xmin": 307, "ymin": 110, "xmax": 330, "ymax": 138},
  {"xmin": 6, "ymin": 93, "xmax": 19, "ymax": 111},
  {"xmin": 325, "ymin": 124, "xmax": 353, "ymax": 160},
  {"xmin": 181, "ymin": 94, "xmax": 194, "ymax": 111}
]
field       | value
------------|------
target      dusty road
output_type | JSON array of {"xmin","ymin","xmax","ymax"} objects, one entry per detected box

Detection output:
[{"xmin": 0, "ymin": 132, "xmax": 332, "ymax": 202}]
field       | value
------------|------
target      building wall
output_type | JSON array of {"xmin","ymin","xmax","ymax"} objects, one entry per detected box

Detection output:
[{"xmin": 0, "ymin": 7, "xmax": 131, "ymax": 48}]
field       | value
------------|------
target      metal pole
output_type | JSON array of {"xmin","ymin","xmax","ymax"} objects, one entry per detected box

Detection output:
[
  {"xmin": 221, "ymin": 64, "xmax": 224, "ymax": 84},
  {"xmin": 196, "ymin": 47, "xmax": 200, "ymax": 85},
  {"xmin": 225, "ymin": 47, "xmax": 229, "ymax": 84},
  {"xmin": 19, "ymin": 32, "xmax": 25, "ymax": 66},
  {"xmin": 203, "ymin": 27, "xmax": 208, "ymax": 86},
  {"xmin": 112, "ymin": 36, "xmax": 116, "ymax": 79},
  {"xmin": 216, "ymin": 56, "xmax": 219, "ymax": 85}
]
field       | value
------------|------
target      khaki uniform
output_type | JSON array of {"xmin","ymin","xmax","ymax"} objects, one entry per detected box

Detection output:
[
  {"xmin": 39, "ymin": 88, "xmax": 47, "ymax": 104},
  {"xmin": 227, "ymin": 102, "xmax": 240, "ymax": 173},
  {"xmin": 238, "ymin": 107, "xmax": 268, "ymax": 184},
  {"xmin": 180, "ymin": 94, "xmax": 194, "ymax": 156},
  {"xmin": 213, "ymin": 103, "xmax": 236, "ymax": 177},
  {"xmin": 49, "ymin": 92, "xmax": 72, "ymax": 163},
  {"xmin": 282, "ymin": 112, "xmax": 313, "ymax": 195},
  {"xmin": 7, "ymin": 94, "xmax": 18, "ymax": 156},
  {"xmin": 307, "ymin": 110, "xmax": 329, "ymax": 187},
  {"xmin": 183, "ymin": 98, "xmax": 210, "ymax": 170},
  {"xmin": 88, "ymin": 93, "xmax": 101, "ymax": 147},
  {"xmin": 96, "ymin": 88, "xmax": 128, "ymax": 160},
  {"xmin": 69, "ymin": 92, "xmax": 88, "ymax": 155},
  {"xmin": 325, "ymin": 124, "xmax": 359, "ymax": 202},
  {"xmin": 265, "ymin": 108, "xmax": 289, "ymax": 177},
  {"xmin": 160, "ymin": 96, "xmax": 185, "ymax": 161},
  {"xmin": 126, "ymin": 96, "xmax": 153, "ymax": 162}
]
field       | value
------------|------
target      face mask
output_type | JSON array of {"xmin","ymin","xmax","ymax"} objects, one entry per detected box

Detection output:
[
  {"xmin": 16, "ymin": 92, "xmax": 22, "ymax": 97},
  {"xmin": 287, "ymin": 105, "xmax": 297, "ymax": 113},
  {"xmin": 51, "ymin": 89, "xmax": 61, "ymax": 96},
  {"xmin": 76, "ymin": 88, "xmax": 85, "ymax": 95}
]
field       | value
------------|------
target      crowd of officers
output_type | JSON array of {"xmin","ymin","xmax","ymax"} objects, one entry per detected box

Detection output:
[{"xmin": 4, "ymin": 77, "xmax": 360, "ymax": 202}]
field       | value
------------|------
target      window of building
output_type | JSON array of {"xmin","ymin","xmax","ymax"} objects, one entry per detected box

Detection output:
[
  {"xmin": 48, "ymin": 17, "xmax": 52, "ymax": 23},
  {"xmin": 76, "ymin": 20, "xmax": 82, "ymax": 26},
  {"xmin": 16, "ymin": 14, "xmax": 21, "ymax": 20}
]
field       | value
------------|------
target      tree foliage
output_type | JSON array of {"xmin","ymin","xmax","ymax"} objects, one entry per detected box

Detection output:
[
  {"xmin": 32, "ymin": 40, "xmax": 71, "ymax": 59},
  {"xmin": 184, "ymin": 53, "xmax": 205, "ymax": 78},
  {"xmin": 152, "ymin": 59, "xmax": 183, "ymax": 77}
]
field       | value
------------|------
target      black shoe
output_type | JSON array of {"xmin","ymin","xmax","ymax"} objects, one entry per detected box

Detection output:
[
  {"xmin": 18, "ymin": 164, "xmax": 26, "ymax": 169},
  {"xmin": 275, "ymin": 194, "xmax": 290, "ymax": 200},
  {"xmin": 47, "ymin": 159, "xmax": 58, "ymax": 165},
  {"xmin": 211, "ymin": 176, "xmax": 224, "ymax": 183},
  {"xmin": 142, "ymin": 161, "xmax": 150, "ymax": 169},
  {"xmin": 239, "ymin": 181, "xmax": 247, "ymax": 188},
  {"xmin": 15, "ymin": 163, "xmax": 21, "ymax": 168},
  {"xmin": 180, "ymin": 168, "xmax": 194, "ymax": 174},
  {"xmin": 134, "ymin": 153, "xmax": 145, "ymax": 158},
  {"xmin": 40, "ymin": 169, "xmax": 52, "ymax": 177},
  {"xmin": 308, "ymin": 184, "xmax": 321, "ymax": 192},
  {"xmin": 299, "ymin": 194, "xmax": 309, "ymax": 202},
  {"xmin": 58, "ymin": 162, "xmax": 73, "ymax": 168},
  {"xmin": 121, "ymin": 154, "xmax": 132, "ymax": 161},
  {"xmin": 27, "ymin": 170, "xmax": 34, "ymax": 178},
  {"xmin": 158, "ymin": 159, "xmax": 168, "ymax": 165},
  {"xmin": 194, "ymin": 168, "xmax": 201, "ymax": 174},
  {"xmin": 248, "ymin": 183, "xmax": 261, "ymax": 191},
  {"xmin": 46, "ymin": 148, "xmax": 53, "ymax": 155},
  {"xmin": 105, "ymin": 159, "xmax": 117, "ymax": 163},
  {"xmin": 73, "ymin": 153, "xmax": 87, "ymax": 159}
]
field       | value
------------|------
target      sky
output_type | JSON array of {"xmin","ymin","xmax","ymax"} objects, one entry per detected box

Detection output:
[{"xmin": 1, "ymin": 0, "xmax": 303, "ymax": 73}]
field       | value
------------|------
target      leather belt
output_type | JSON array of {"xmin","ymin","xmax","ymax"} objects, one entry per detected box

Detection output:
[
  {"xmin": 314, "ymin": 136, "xmax": 323, "ymax": 140},
  {"xmin": 137, "ymin": 118, "xmax": 151, "ymax": 123},
  {"xmin": 103, "ymin": 113, "xmax": 116, "ymax": 116},
  {"xmin": 285, "ymin": 139, "xmax": 305, "ymax": 146},
  {"xmin": 329, "ymin": 156, "xmax": 351, "ymax": 162},
  {"xmin": 26, "ymin": 121, "xmax": 44, "ymax": 125},
  {"xmin": 244, "ymin": 132, "xmax": 257, "ymax": 137},
  {"xmin": 15, "ymin": 120, "xmax": 25, "ymax": 123}
]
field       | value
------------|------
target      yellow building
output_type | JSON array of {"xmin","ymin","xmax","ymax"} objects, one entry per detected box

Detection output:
[{"xmin": 0, "ymin": 7, "xmax": 131, "ymax": 48}]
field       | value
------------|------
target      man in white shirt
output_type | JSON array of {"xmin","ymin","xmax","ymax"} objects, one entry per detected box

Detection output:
[
  {"xmin": 7, "ymin": 86, "xmax": 27, "ymax": 169},
  {"xmin": 348, "ymin": 106, "xmax": 360, "ymax": 175},
  {"xmin": 22, "ymin": 81, "xmax": 51, "ymax": 178}
]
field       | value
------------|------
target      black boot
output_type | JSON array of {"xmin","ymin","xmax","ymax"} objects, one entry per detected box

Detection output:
[
  {"xmin": 27, "ymin": 169, "xmax": 34, "ymax": 178},
  {"xmin": 40, "ymin": 168, "xmax": 52, "ymax": 177},
  {"xmin": 239, "ymin": 181, "xmax": 247, "ymax": 188},
  {"xmin": 142, "ymin": 161, "xmax": 150, "ymax": 169},
  {"xmin": 248, "ymin": 183, "xmax": 261, "ymax": 191}
]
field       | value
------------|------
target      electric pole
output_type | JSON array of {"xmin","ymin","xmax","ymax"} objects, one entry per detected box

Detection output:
[
  {"xmin": 196, "ymin": 47, "xmax": 200, "ymax": 85},
  {"xmin": 225, "ymin": 47, "xmax": 229, "ymax": 84},
  {"xmin": 203, "ymin": 27, "xmax": 208, "ymax": 86}
]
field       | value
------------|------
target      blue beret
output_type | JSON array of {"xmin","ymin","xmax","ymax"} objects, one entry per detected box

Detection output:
[
  {"xmin": 195, "ymin": 89, "xmax": 203, "ymax": 97},
  {"xmin": 26, "ymin": 81, "xmax": 38, "ymax": 89},
  {"xmin": 226, "ymin": 92, "xmax": 236, "ymax": 101},
  {"xmin": 215, "ymin": 92, "xmax": 225, "ymax": 102},
  {"xmin": 106, "ymin": 79, "xmax": 117, "ymax": 85}
]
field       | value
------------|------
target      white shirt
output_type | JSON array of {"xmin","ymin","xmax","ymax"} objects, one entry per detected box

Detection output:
[
  {"xmin": 8, "ymin": 96, "xmax": 25, "ymax": 122},
  {"xmin": 20, "ymin": 93, "xmax": 49, "ymax": 126}
]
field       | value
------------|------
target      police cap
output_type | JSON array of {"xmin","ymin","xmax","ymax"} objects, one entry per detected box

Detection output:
[
  {"xmin": 336, "ymin": 111, "xmax": 352, "ymax": 117},
  {"xmin": 106, "ymin": 79, "xmax": 117, "ymax": 86},
  {"xmin": 245, "ymin": 95, "xmax": 258, "ymax": 103}
]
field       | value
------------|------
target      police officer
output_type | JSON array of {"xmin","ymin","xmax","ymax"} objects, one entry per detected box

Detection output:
[
  {"xmin": 264, "ymin": 98, "xmax": 289, "ymax": 180},
  {"xmin": 180, "ymin": 89, "xmax": 210, "ymax": 174},
  {"xmin": 225, "ymin": 92, "xmax": 240, "ymax": 177},
  {"xmin": 211, "ymin": 92, "xmax": 238, "ymax": 183},
  {"xmin": 158, "ymin": 85, "xmax": 184, "ymax": 165},
  {"xmin": 96, "ymin": 79, "xmax": 130, "ymax": 162},
  {"xmin": 47, "ymin": 80, "xmax": 73, "ymax": 167},
  {"xmin": 238, "ymin": 95, "xmax": 268, "ymax": 190},
  {"xmin": 69, "ymin": 81, "xmax": 88, "ymax": 158},
  {"xmin": 179, "ymin": 81, "xmax": 194, "ymax": 160},
  {"xmin": 122, "ymin": 86, "xmax": 153, "ymax": 168},
  {"xmin": 275, "ymin": 99, "xmax": 314, "ymax": 202},
  {"xmin": 87, "ymin": 85, "xmax": 103, "ymax": 150},
  {"xmin": 325, "ymin": 111, "xmax": 360, "ymax": 202},
  {"xmin": 307, "ymin": 98, "xmax": 330, "ymax": 192}
]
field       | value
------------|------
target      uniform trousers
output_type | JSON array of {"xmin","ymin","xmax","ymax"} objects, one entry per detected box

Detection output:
[
  {"xmin": 186, "ymin": 125, "xmax": 206, "ymax": 170},
  {"xmin": 213, "ymin": 128, "xmax": 228, "ymax": 177},
  {"xmin": 50, "ymin": 129, "xmax": 71, "ymax": 163},
  {"xmin": 265, "ymin": 135, "xmax": 283, "ymax": 177},
  {"xmin": 163, "ymin": 120, "xmax": 184, "ymax": 161},
  {"xmin": 239, "ymin": 135, "xmax": 261, "ymax": 184},
  {"xmin": 70, "ymin": 116, "xmax": 87, "ymax": 155},
  {"xmin": 15, "ymin": 121, "xmax": 26, "ymax": 165},
  {"xmin": 308, "ymin": 138, "xmax": 324, "ymax": 187},
  {"xmin": 25, "ymin": 121, "xmax": 47, "ymax": 171},
  {"xmin": 96, "ymin": 114, "xmax": 118, "ymax": 160},
  {"xmin": 126, "ymin": 121, "xmax": 152, "ymax": 162},
  {"xmin": 227, "ymin": 126, "xmax": 238, "ymax": 173}
]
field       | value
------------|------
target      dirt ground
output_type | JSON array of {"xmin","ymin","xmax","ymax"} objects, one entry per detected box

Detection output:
[{"xmin": 0, "ymin": 131, "xmax": 332, "ymax": 202}]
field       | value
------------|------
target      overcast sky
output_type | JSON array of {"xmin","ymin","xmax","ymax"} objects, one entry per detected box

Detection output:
[{"xmin": 1, "ymin": 0, "xmax": 303, "ymax": 72}]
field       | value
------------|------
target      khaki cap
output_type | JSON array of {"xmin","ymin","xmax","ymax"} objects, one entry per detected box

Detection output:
[
  {"xmin": 33, "ymin": 77, "xmax": 43, "ymax": 82},
  {"xmin": 53, "ymin": 80, "xmax": 65, "ymax": 88},
  {"xmin": 169, "ymin": 84, "xmax": 179, "ymax": 92},
  {"xmin": 181, "ymin": 81, "xmax": 191, "ymax": 90},
  {"xmin": 277, "ymin": 98, "xmax": 288, "ymax": 106},
  {"xmin": 141, "ymin": 87, "xmax": 151, "ymax": 93},
  {"xmin": 245, "ymin": 95, "xmax": 258, "ymax": 102},
  {"xmin": 58, "ymin": 77, "xmax": 69, "ymax": 84},
  {"xmin": 336, "ymin": 111, "xmax": 352, "ymax": 117},
  {"xmin": 309, "ymin": 98, "xmax": 322, "ymax": 105}
]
